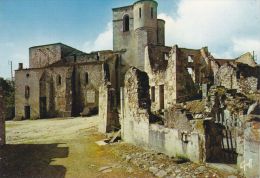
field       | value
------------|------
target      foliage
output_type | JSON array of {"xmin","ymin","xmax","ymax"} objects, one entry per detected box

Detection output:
[{"xmin": 0, "ymin": 77, "xmax": 15, "ymax": 120}]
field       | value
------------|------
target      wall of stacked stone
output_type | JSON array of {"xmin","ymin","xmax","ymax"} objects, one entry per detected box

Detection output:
[{"xmin": 0, "ymin": 87, "xmax": 5, "ymax": 146}]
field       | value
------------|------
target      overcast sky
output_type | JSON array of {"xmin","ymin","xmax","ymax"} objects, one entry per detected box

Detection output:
[{"xmin": 0, "ymin": 0, "xmax": 259, "ymax": 79}]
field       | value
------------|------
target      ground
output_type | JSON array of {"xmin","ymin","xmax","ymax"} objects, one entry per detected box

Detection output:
[{"xmin": 0, "ymin": 116, "xmax": 241, "ymax": 178}]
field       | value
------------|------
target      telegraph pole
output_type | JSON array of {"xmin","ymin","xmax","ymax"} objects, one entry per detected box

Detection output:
[{"xmin": 8, "ymin": 60, "xmax": 13, "ymax": 82}]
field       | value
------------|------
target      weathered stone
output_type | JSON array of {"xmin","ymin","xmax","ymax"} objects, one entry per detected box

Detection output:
[
  {"xmin": 149, "ymin": 166, "xmax": 159, "ymax": 174},
  {"xmin": 155, "ymin": 170, "xmax": 168, "ymax": 178}
]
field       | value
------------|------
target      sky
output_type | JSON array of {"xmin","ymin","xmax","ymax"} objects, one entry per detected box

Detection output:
[{"xmin": 0, "ymin": 0, "xmax": 259, "ymax": 79}]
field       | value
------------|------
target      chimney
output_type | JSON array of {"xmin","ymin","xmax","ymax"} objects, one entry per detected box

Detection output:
[{"xmin": 18, "ymin": 63, "xmax": 23, "ymax": 70}]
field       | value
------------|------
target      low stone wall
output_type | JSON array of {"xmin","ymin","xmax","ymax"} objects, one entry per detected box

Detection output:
[{"xmin": 0, "ymin": 88, "xmax": 5, "ymax": 146}]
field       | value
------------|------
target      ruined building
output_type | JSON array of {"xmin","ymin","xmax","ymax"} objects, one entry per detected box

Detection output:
[{"xmin": 15, "ymin": 0, "xmax": 260, "ymax": 177}]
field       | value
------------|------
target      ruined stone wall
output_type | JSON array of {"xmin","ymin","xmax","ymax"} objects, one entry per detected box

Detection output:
[
  {"xmin": 15, "ymin": 60, "xmax": 111, "ymax": 118},
  {"xmin": 157, "ymin": 19, "xmax": 165, "ymax": 46},
  {"xmin": 48, "ymin": 67, "xmax": 72, "ymax": 117},
  {"xmin": 0, "ymin": 88, "xmax": 5, "ymax": 146},
  {"xmin": 77, "ymin": 64, "xmax": 103, "ymax": 112},
  {"xmin": 144, "ymin": 45, "xmax": 171, "ymax": 111},
  {"xmin": 29, "ymin": 44, "xmax": 62, "ymax": 68},
  {"xmin": 29, "ymin": 43, "xmax": 85, "ymax": 68},
  {"xmin": 164, "ymin": 46, "xmax": 178, "ymax": 107},
  {"xmin": 122, "ymin": 67, "xmax": 151, "ymax": 146},
  {"xmin": 215, "ymin": 63, "xmax": 237, "ymax": 89},
  {"xmin": 165, "ymin": 46, "xmax": 198, "ymax": 104},
  {"xmin": 122, "ymin": 67, "xmax": 205, "ymax": 163}
]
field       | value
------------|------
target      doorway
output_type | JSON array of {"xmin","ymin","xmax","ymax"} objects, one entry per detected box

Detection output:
[{"xmin": 24, "ymin": 106, "xmax": 30, "ymax": 119}]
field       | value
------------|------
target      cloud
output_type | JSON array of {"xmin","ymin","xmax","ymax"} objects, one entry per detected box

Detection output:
[
  {"xmin": 83, "ymin": 22, "xmax": 113, "ymax": 52},
  {"xmin": 159, "ymin": 0, "xmax": 260, "ymax": 63}
]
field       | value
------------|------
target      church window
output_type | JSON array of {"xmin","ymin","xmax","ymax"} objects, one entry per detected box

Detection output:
[
  {"xmin": 85, "ymin": 72, "xmax": 89, "ymax": 85},
  {"xmin": 123, "ymin": 15, "xmax": 129, "ymax": 32},
  {"xmin": 56, "ymin": 75, "xmax": 61, "ymax": 86}
]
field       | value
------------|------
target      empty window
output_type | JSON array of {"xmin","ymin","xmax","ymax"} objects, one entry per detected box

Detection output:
[
  {"xmin": 151, "ymin": 7, "xmax": 154, "ymax": 18},
  {"xmin": 188, "ymin": 68, "xmax": 193, "ymax": 75},
  {"xmin": 188, "ymin": 56, "xmax": 193, "ymax": 63},
  {"xmin": 151, "ymin": 86, "xmax": 155, "ymax": 102},
  {"xmin": 56, "ymin": 75, "xmax": 61, "ymax": 86},
  {"xmin": 85, "ymin": 72, "xmax": 89, "ymax": 85},
  {"xmin": 25, "ymin": 85, "xmax": 30, "ymax": 99},
  {"xmin": 139, "ymin": 8, "xmax": 141, "ymax": 18},
  {"xmin": 123, "ymin": 15, "xmax": 130, "ymax": 32},
  {"xmin": 159, "ymin": 85, "xmax": 164, "ymax": 109}
]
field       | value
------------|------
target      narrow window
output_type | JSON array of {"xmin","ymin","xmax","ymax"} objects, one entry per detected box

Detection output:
[
  {"xmin": 123, "ymin": 15, "xmax": 129, "ymax": 32},
  {"xmin": 151, "ymin": 86, "xmax": 155, "ymax": 102},
  {"xmin": 159, "ymin": 85, "xmax": 164, "ymax": 109},
  {"xmin": 139, "ymin": 8, "xmax": 141, "ymax": 18},
  {"xmin": 56, "ymin": 75, "xmax": 61, "ymax": 86},
  {"xmin": 151, "ymin": 7, "xmax": 153, "ymax": 18},
  {"xmin": 25, "ymin": 85, "xmax": 30, "ymax": 99},
  {"xmin": 85, "ymin": 72, "xmax": 89, "ymax": 85}
]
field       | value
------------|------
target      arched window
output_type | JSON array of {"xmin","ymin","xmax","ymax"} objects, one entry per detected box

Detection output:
[
  {"xmin": 25, "ymin": 85, "xmax": 30, "ymax": 99},
  {"xmin": 85, "ymin": 72, "xmax": 89, "ymax": 85},
  {"xmin": 56, "ymin": 75, "xmax": 61, "ymax": 86},
  {"xmin": 123, "ymin": 15, "xmax": 129, "ymax": 32}
]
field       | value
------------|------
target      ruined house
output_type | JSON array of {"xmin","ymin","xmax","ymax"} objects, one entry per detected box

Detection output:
[
  {"xmin": 15, "ymin": 0, "xmax": 260, "ymax": 177},
  {"xmin": 15, "ymin": 43, "xmax": 119, "ymax": 119}
]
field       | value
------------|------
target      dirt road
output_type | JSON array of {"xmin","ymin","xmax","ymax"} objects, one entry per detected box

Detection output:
[
  {"xmin": 1, "ymin": 117, "xmax": 240, "ymax": 178},
  {"xmin": 1, "ymin": 116, "xmax": 154, "ymax": 178}
]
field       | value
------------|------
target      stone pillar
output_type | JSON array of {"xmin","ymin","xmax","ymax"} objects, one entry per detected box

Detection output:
[
  {"xmin": 0, "ymin": 87, "xmax": 5, "ymax": 146},
  {"xmin": 98, "ymin": 84, "xmax": 109, "ymax": 133}
]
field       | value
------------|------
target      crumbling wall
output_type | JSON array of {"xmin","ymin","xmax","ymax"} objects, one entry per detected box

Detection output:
[
  {"xmin": 0, "ymin": 88, "xmax": 5, "ymax": 146},
  {"xmin": 122, "ymin": 67, "xmax": 205, "ymax": 163},
  {"xmin": 144, "ymin": 45, "xmax": 170, "ymax": 111},
  {"xmin": 215, "ymin": 63, "xmax": 237, "ymax": 89},
  {"xmin": 122, "ymin": 67, "xmax": 151, "ymax": 146}
]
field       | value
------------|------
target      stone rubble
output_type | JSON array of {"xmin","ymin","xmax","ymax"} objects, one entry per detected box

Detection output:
[{"xmin": 115, "ymin": 149, "xmax": 243, "ymax": 178}]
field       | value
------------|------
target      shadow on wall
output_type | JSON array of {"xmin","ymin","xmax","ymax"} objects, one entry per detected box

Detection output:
[{"xmin": 0, "ymin": 143, "xmax": 68, "ymax": 178}]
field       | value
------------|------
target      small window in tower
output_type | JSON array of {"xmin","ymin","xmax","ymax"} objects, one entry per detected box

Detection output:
[
  {"xmin": 56, "ymin": 75, "xmax": 61, "ymax": 86},
  {"xmin": 139, "ymin": 8, "xmax": 141, "ymax": 18},
  {"xmin": 85, "ymin": 72, "xmax": 89, "ymax": 85},
  {"xmin": 123, "ymin": 15, "xmax": 129, "ymax": 32},
  {"xmin": 151, "ymin": 7, "xmax": 154, "ymax": 18},
  {"xmin": 25, "ymin": 85, "xmax": 30, "ymax": 99}
]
